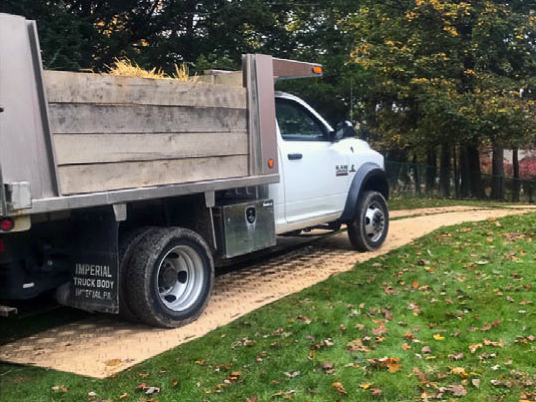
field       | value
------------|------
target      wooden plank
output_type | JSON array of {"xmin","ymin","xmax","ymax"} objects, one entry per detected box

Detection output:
[
  {"xmin": 44, "ymin": 71, "xmax": 247, "ymax": 109},
  {"xmin": 48, "ymin": 103, "xmax": 247, "ymax": 134},
  {"xmin": 53, "ymin": 132, "xmax": 248, "ymax": 165},
  {"xmin": 58, "ymin": 155, "xmax": 248, "ymax": 195}
]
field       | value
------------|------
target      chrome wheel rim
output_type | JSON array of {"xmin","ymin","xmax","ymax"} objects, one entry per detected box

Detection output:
[
  {"xmin": 156, "ymin": 245, "xmax": 204, "ymax": 312},
  {"xmin": 364, "ymin": 201, "xmax": 385, "ymax": 243}
]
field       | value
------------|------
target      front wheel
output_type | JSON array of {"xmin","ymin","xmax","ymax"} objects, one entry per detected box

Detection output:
[
  {"xmin": 347, "ymin": 191, "xmax": 389, "ymax": 252},
  {"xmin": 126, "ymin": 227, "xmax": 214, "ymax": 328}
]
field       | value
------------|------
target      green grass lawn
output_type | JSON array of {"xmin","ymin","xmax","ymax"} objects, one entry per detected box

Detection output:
[
  {"xmin": 387, "ymin": 197, "xmax": 527, "ymax": 211},
  {"xmin": 2, "ymin": 213, "xmax": 536, "ymax": 402}
]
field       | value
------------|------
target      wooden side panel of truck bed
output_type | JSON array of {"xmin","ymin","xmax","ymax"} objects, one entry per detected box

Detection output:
[{"xmin": 44, "ymin": 71, "xmax": 249, "ymax": 195}]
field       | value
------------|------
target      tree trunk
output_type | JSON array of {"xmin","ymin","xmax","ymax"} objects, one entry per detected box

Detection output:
[
  {"xmin": 512, "ymin": 148, "xmax": 520, "ymax": 202},
  {"xmin": 440, "ymin": 144, "xmax": 451, "ymax": 198},
  {"xmin": 453, "ymin": 144, "xmax": 459, "ymax": 198},
  {"xmin": 426, "ymin": 149, "xmax": 437, "ymax": 195},
  {"xmin": 490, "ymin": 144, "xmax": 505, "ymax": 200},
  {"xmin": 412, "ymin": 153, "xmax": 421, "ymax": 196},
  {"xmin": 467, "ymin": 145, "xmax": 485, "ymax": 198},
  {"xmin": 460, "ymin": 146, "xmax": 470, "ymax": 198}
]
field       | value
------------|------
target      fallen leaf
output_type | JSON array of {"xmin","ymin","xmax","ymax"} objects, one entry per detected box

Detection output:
[
  {"xmin": 479, "ymin": 352, "xmax": 497, "ymax": 361},
  {"xmin": 346, "ymin": 338, "xmax": 371, "ymax": 352},
  {"xmin": 284, "ymin": 390, "xmax": 295, "ymax": 399},
  {"xmin": 491, "ymin": 379, "xmax": 512, "ymax": 388},
  {"xmin": 52, "ymin": 385, "xmax": 68, "ymax": 393},
  {"xmin": 439, "ymin": 384, "xmax": 467, "ymax": 396},
  {"xmin": 372, "ymin": 322, "xmax": 387, "ymax": 336},
  {"xmin": 297, "ymin": 315, "xmax": 312, "ymax": 324},
  {"xmin": 450, "ymin": 367, "xmax": 468, "ymax": 377},
  {"xmin": 412, "ymin": 367, "xmax": 428, "ymax": 383},
  {"xmin": 247, "ymin": 396, "xmax": 259, "ymax": 402},
  {"xmin": 471, "ymin": 379, "xmax": 480, "ymax": 388},
  {"xmin": 421, "ymin": 346, "xmax": 432, "ymax": 354},
  {"xmin": 448, "ymin": 352, "xmax": 464, "ymax": 360},
  {"xmin": 370, "ymin": 387, "xmax": 382, "ymax": 396},
  {"xmin": 484, "ymin": 339, "xmax": 504, "ymax": 347},
  {"xmin": 321, "ymin": 362, "xmax": 335, "ymax": 373},
  {"xmin": 433, "ymin": 334, "xmax": 445, "ymax": 341},
  {"xmin": 145, "ymin": 387, "xmax": 160, "ymax": 395},
  {"xmin": 331, "ymin": 382, "xmax": 348, "ymax": 395},
  {"xmin": 368, "ymin": 356, "xmax": 402, "ymax": 373},
  {"xmin": 469, "ymin": 343, "xmax": 482, "ymax": 353},
  {"xmin": 359, "ymin": 382, "xmax": 371, "ymax": 389},
  {"xmin": 284, "ymin": 371, "xmax": 300, "ymax": 378},
  {"xmin": 119, "ymin": 393, "xmax": 129, "ymax": 399},
  {"xmin": 105, "ymin": 359, "xmax": 122, "ymax": 366},
  {"xmin": 514, "ymin": 335, "xmax": 535, "ymax": 343}
]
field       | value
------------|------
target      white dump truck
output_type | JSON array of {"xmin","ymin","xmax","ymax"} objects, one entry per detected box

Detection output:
[{"xmin": 0, "ymin": 13, "xmax": 389, "ymax": 327}]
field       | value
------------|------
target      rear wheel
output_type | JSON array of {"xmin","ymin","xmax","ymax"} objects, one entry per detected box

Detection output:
[
  {"xmin": 347, "ymin": 191, "xmax": 389, "ymax": 252},
  {"xmin": 126, "ymin": 227, "xmax": 214, "ymax": 328},
  {"xmin": 118, "ymin": 227, "xmax": 157, "ymax": 322}
]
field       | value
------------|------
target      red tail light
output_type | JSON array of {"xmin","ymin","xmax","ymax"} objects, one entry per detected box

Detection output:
[{"xmin": 0, "ymin": 218, "xmax": 14, "ymax": 231}]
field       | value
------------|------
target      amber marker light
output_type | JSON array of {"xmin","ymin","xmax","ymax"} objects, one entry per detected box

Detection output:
[
  {"xmin": 312, "ymin": 66, "xmax": 323, "ymax": 74},
  {"xmin": 267, "ymin": 158, "xmax": 275, "ymax": 169}
]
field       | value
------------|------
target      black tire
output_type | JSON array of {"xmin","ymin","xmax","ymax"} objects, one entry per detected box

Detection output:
[
  {"xmin": 126, "ymin": 227, "xmax": 214, "ymax": 328},
  {"xmin": 117, "ymin": 227, "xmax": 158, "ymax": 322},
  {"xmin": 347, "ymin": 191, "xmax": 389, "ymax": 252}
]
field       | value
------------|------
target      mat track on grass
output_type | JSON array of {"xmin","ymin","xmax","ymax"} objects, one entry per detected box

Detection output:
[{"xmin": 1, "ymin": 207, "xmax": 533, "ymax": 378}]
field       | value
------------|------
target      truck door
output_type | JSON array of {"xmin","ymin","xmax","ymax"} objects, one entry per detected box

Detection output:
[{"xmin": 275, "ymin": 97, "xmax": 348, "ymax": 224}]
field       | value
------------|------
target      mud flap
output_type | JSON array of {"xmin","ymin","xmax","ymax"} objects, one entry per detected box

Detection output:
[{"xmin": 56, "ymin": 208, "xmax": 119, "ymax": 314}]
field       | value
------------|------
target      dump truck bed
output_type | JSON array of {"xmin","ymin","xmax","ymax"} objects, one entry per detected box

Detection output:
[
  {"xmin": 46, "ymin": 71, "xmax": 250, "ymax": 195},
  {"xmin": 0, "ymin": 14, "xmax": 281, "ymax": 218}
]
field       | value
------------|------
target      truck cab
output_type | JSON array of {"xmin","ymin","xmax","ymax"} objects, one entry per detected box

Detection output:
[{"xmin": 271, "ymin": 92, "xmax": 389, "ymax": 250}]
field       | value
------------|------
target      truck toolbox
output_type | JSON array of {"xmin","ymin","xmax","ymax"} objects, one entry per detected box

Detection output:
[{"xmin": 213, "ymin": 199, "xmax": 275, "ymax": 258}]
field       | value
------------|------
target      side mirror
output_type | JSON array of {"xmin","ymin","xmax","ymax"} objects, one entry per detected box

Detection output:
[{"xmin": 334, "ymin": 120, "xmax": 357, "ymax": 141}]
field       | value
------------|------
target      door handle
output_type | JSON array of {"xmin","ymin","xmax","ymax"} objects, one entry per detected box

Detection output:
[{"xmin": 287, "ymin": 153, "xmax": 303, "ymax": 160}]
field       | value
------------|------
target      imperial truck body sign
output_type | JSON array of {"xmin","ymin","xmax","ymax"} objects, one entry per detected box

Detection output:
[
  {"xmin": 73, "ymin": 263, "xmax": 115, "ymax": 302},
  {"xmin": 56, "ymin": 209, "xmax": 120, "ymax": 314}
]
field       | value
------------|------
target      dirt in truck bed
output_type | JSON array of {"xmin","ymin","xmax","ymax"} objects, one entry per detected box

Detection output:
[{"xmin": 1, "ymin": 205, "xmax": 535, "ymax": 378}]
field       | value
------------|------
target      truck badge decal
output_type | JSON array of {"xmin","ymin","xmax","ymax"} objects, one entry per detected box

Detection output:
[
  {"xmin": 245, "ymin": 206, "xmax": 256, "ymax": 224},
  {"xmin": 336, "ymin": 165, "xmax": 349, "ymax": 176}
]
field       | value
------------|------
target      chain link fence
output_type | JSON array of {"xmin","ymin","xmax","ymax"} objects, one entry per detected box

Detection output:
[{"xmin": 385, "ymin": 160, "xmax": 536, "ymax": 203}]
